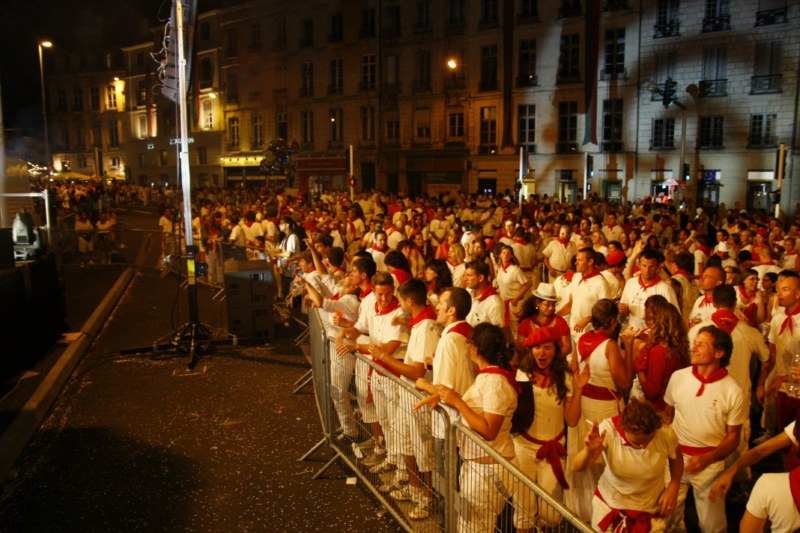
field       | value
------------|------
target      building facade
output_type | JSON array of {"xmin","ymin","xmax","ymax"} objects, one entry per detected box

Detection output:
[{"xmin": 44, "ymin": 0, "xmax": 799, "ymax": 216}]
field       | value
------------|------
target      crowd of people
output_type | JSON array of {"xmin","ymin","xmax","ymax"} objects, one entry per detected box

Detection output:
[{"xmin": 167, "ymin": 184, "xmax": 800, "ymax": 532}]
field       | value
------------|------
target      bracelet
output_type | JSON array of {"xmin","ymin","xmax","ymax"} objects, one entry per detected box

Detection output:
[{"xmin": 379, "ymin": 352, "xmax": 385, "ymax": 361}]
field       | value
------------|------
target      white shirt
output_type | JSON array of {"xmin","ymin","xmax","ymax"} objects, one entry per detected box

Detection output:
[
  {"xmin": 746, "ymin": 473, "xmax": 800, "ymax": 533},
  {"xmin": 459, "ymin": 372, "xmax": 517, "ymax": 460},
  {"xmin": 403, "ymin": 313, "xmax": 441, "ymax": 384},
  {"xmin": 619, "ymin": 276, "xmax": 679, "ymax": 331},
  {"xmin": 569, "ymin": 272, "xmax": 611, "ymax": 333},
  {"xmin": 467, "ymin": 287, "xmax": 505, "ymax": 327}
]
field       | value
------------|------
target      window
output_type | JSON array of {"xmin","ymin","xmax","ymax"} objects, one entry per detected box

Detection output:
[
  {"xmin": 301, "ymin": 111, "xmax": 314, "ymax": 145},
  {"xmin": 300, "ymin": 19, "xmax": 314, "ymax": 47},
  {"xmin": 558, "ymin": 34, "xmax": 580, "ymax": 83},
  {"xmin": 73, "ymin": 88, "xmax": 84, "ymax": 111},
  {"xmin": 361, "ymin": 54, "xmax": 376, "ymax": 91},
  {"xmin": 227, "ymin": 70, "xmax": 239, "ymax": 103},
  {"xmin": 703, "ymin": 0, "xmax": 731, "ymax": 32},
  {"xmin": 276, "ymin": 111, "xmax": 288, "ymax": 140},
  {"xmin": 136, "ymin": 81, "xmax": 147, "ymax": 107},
  {"xmin": 329, "ymin": 58, "xmax": 344, "ymax": 94},
  {"xmin": 56, "ymin": 89, "xmax": 67, "ymax": 112},
  {"xmin": 448, "ymin": 0, "xmax": 466, "ymax": 27},
  {"xmin": 699, "ymin": 116, "xmax": 724, "ymax": 149},
  {"xmin": 203, "ymin": 100, "xmax": 213, "ymax": 130},
  {"xmin": 384, "ymin": 55, "xmax": 400, "ymax": 91},
  {"xmin": 77, "ymin": 154, "xmax": 87, "ymax": 168},
  {"xmin": 75, "ymin": 128, "xmax": 85, "ymax": 150},
  {"xmin": 200, "ymin": 58, "xmax": 214, "ymax": 89},
  {"xmin": 361, "ymin": 8, "xmax": 376, "ymax": 37},
  {"xmin": 448, "ymin": 110, "xmax": 465, "ymax": 139},
  {"xmin": 198, "ymin": 147, "xmax": 207, "ymax": 165},
  {"xmin": 651, "ymin": 118, "xmax": 675, "ymax": 149},
  {"xmin": 655, "ymin": 0, "xmax": 680, "ymax": 37},
  {"xmin": 756, "ymin": 0, "xmax": 788, "ymax": 26},
  {"xmin": 361, "ymin": 106, "xmax": 376, "ymax": 142},
  {"xmin": 479, "ymin": 44, "xmax": 498, "ymax": 91},
  {"xmin": 518, "ymin": 0, "xmax": 538, "ymax": 20},
  {"xmin": 480, "ymin": 0, "xmax": 499, "ymax": 28},
  {"xmin": 749, "ymin": 113, "xmax": 777, "ymax": 147},
  {"xmin": 518, "ymin": 40, "xmax": 537, "ymax": 87},
  {"xmin": 601, "ymin": 99, "xmax": 623, "ymax": 152},
  {"xmin": 330, "ymin": 13, "xmax": 344, "ymax": 43},
  {"xmin": 224, "ymin": 29, "xmax": 238, "ymax": 57},
  {"xmin": 603, "ymin": 29, "xmax": 625, "ymax": 80},
  {"xmin": 518, "ymin": 105, "xmax": 535, "ymax": 151},
  {"xmin": 228, "ymin": 117, "xmax": 240, "ymax": 149},
  {"xmin": 60, "ymin": 129, "xmax": 70, "ymax": 150},
  {"xmin": 415, "ymin": 1, "xmax": 432, "ymax": 31},
  {"xmin": 559, "ymin": 0, "xmax": 582, "ymax": 17},
  {"xmin": 274, "ymin": 18, "xmax": 287, "ymax": 49},
  {"xmin": 249, "ymin": 23, "xmax": 262, "ymax": 52},
  {"xmin": 159, "ymin": 150, "xmax": 168, "ymax": 166},
  {"xmin": 557, "ymin": 101, "xmax": 578, "ymax": 153},
  {"xmin": 137, "ymin": 115, "xmax": 148, "ymax": 139},
  {"xmin": 110, "ymin": 157, "xmax": 120, "ymax": 169},
  {"xmin": 479, "ymin": 106, "xmax": 497, "ymax": 153},
  {"xmin": 386, "ymin": 115, "xmax": 400, "ymax": 143},
  {"xmin": 384, "ymin": 6, "xmax": 401, "ymax": 38},
  {"xmin": 752, "ymin": 41, "xmax": 782, "ymax": 94},
  {"xmin": 106, "ymin": 85, "xmax": 117, "ymax": 109},
  {"xmin": 700, "ymin": 47, "xmax": 727, "ymax": 97},
  {"xmin": 330, "ymin": 108, "xmax": 343, "ymax": 145},
  {"xmin": 414, "ymin": 50, "xmax": 431, "ymax": 92},
  {"xmin": 414, "ymin": 108, "xmax": 431, "ymax": 142},
  {"xmin": 652, "ymin": 51, "xmax": 676, "ymax": 102},
  {"xmin": 90, "ymin": 87, "xmax": 100, "ymax": 111},
  {"xmin": 301, "ymin": 62, "xmax": 314, "ymax": 97},
  {"xmin": 252, "ymin": 113, "xmax": 263, "ymax": 149},
  {"xmin": 200, "ymin": 22, "xmax": 211, "ymax": 41}
]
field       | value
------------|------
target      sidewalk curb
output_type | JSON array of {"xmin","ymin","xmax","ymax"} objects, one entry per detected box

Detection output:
[{"xmin": 0, "ymin": 266, "xmax": 136, "ymax": 482}]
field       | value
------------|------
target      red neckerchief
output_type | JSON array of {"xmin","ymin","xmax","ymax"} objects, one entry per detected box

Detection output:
[
  {"xmin": 513, "ymin": 238, "xmax": 528, "ymax": 245},
  {"xmin": 375, "ymin": 297, "xmax": 401, "ymax": 315},
  {"xmin": 532, "ymin": 315, "xmax": 556, "ymax": 327},
  {"xmin": 638, "ymin": 275, "xmax": 660, "ymax": 290},
  {"xmin": 785, "ymin": 250, "xmax": 799, "ymax": 256},
  {"xmin": 780, "ymin": 303, "xmax": 800, "ymax": 335},
  {"xmin": 579, "ymin": 330, "xmax": 609, "ymax": 362},
  {"xmin": 563, "ymin": 271, "xmax": 575, "ymax": 282},
  {"xmin": 737, "ymin": 285, "xmax": 756, "ymax": 302},
  {"xmin": 532, "ymin": 368, "xmax": 552, "ymax": 388},
  {"xmin": 556, "ymin": 238, "xmax": 570, "ymax": 248},
  {"xmin": 612, "ymin": 416, "xmax": 635, "ymax": 447},
  {"xmin": 699, "ymin": 294, "xmax": 715, "ymax": 308},
  {"xmin": 692, "ymin": 365, "xmax": 728, "ymax": 396},
  {"xmin": 606, "ymin": 224, "xmax": 618, "ymax": 231},
  {"xmin": 478, "ymin": 366, "xmax": 522, "ymax": 393},
  {"xmin": 371, "ymin": 245, "xmax": 387, "ymax": 253},
  {"xmin": 447, "ymin": 321, "xmax": 473, "ymax": 339},
  {"xmin": 359, "ymin": 284, "xmax": 373, "ymax": 300},
  {"xmin": 579, "ymin": 269, "xmax": 602, "ymax": 284},
  {"xmin": 427, "ymin": 281, "xmax": 436, "ymax": 293},
  {"xmin": 790, "ymin": 466, "xmax": 800, "ymax": 513},
  {"xmin": 476, "ymin": 285, "xmax": 498, "ymax": 302},
  {"xmin": 408, "ymin": 306, "xmax": 437, "ymax": 328},
  {"xmin": 330, "ymin": 293, "xmax": 341, "ymax": 301},
  {"xmin": 711, "ymin": 309, "xmax": 739, "ymax": 334},
  {"xmin": 244, "ymin": 220, "xmax": 254, "ymax": 228},
  {"xmin": 501, "ymin": 261, "xmax": 513, "ymax": 273},
  {"xmin": 696, "ymin": 244, "xmax": 711, "ymax": 255},
  {"xmin": 389, "ymin": 268, "xmax": 411, "ymax": 287}
]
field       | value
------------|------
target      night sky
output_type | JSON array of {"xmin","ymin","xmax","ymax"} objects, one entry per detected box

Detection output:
[{"xmin": 0, "ymin": 0, "xmax": 171, "ymax": 137}]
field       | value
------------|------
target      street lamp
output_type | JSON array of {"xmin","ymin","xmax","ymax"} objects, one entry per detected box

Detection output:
[{"xmin": 38, "ymin": 40, "xmax": 53, "ymax": 169}]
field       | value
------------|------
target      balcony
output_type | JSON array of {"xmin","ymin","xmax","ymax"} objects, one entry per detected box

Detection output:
[
  {"xmin": 603, "ymin": 0, "xmax": 629, "ymax": 11},
  {"xmin": 654, "ymin": 20, "xmax": 680, "ymax": 38},
  {"xmin": 601, "ymin": 141, "xmax": 624, "ymax": 153},
  {"xmin": 755, "ymin": 7, "xmax": 788, "ymax": 26},
  {"xmin": 698, "ymin": 79, "xmax": 728, "ymax": 97},
  {"xmin": 748, "ymin": 135, "xmax": 777, "ymax": 148},
  {"xmin": 359, "ymin": 81, "xmax": 376, "ymax": 92},
  {"xmin": 556, "ymin": 72, "xmax": 581, "ymax": 85},
  {"xmin": 516, "ymin": 74, "xmax": 538, "ymax": 88},
  {"xmin": 557, "ymin": 142, "xmax": 578, "ymax": 153},
  {"xmin": 299, "ymin": 87, "xmax": 314, "ymax": 98},
  {"xmin": 445, "ymin": 77, "xmax": 467, "ymax": 92},
  {"xmin": 412, "ymin": 80, "xmax": 432, "ymax": 93},
  {"xmin": 478, "ymin": 79, "xmax": 499, "ymax": 92},
  {"xmin": 750, "ymin": 74, "xmax": 782, "ymax": 94},
  {"xmin": 601, "ymin": 66, "xmax": 627, "ymax": 81},
  {"xmin": 328, "ymin": 84, "xmax": 344, "ymax": 95},
  {"xmin": 702, "ymin": 14, "xmax": 731, "ymax": 32},
  {"xmin": 381, "ymin": 82, "xmax": 402, "ymax": 95}
]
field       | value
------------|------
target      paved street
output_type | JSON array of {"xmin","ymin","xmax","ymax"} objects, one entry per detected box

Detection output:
[{"xmin": 0, "ymin": 208, "xmax": 401, "ymax": 532}]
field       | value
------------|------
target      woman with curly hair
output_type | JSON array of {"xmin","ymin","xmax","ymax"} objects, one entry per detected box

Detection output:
[
  {"xmin": 512, "ymin": 327, "xmax": 588, "ymax": 530},
  {"xmin": 621, "ymin": 294, "xmax": 690, "ymax": 416},
  {"xmin": 424, "ymin": 258, "xmax": 453, "ymax": 307}
]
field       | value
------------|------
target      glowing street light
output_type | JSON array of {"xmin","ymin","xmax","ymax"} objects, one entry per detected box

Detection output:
[{"xmin": 38, "ymin": 40, "xmax": 53, "ymax": 168}]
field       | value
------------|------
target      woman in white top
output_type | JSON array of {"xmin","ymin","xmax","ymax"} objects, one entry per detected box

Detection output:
[
  {"xmin": 512, "ymin": 327, "xmax": 587, "ymax": 530},
  {"xmin": 429, "ymin": 323, "xmax": 521, "ymax": 533},
  {"xmin": 566, "ymin": 298, "xmax": 632, "ymax": 522},
  {"xmin": 447, "ymin": 242, "xmax": 467, "ymax": 288},
  {"xmin": 573, "ymin": 398, "xmax": 682, "ymax": 532}
]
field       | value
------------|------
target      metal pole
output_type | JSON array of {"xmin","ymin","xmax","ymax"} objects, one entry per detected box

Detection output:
[
  {"xmin": 38, "ymin": 43, "xmax": 51, "ymax": 169},
  {"xmin": 349, "ymin": 144, "xmax": 354, "ymax": 201},
  {"xmin": 679, "ymin": 106, "xmax": 687, "ymax": 206}
]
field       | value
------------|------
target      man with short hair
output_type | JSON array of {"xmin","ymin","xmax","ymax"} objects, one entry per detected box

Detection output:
[
  {"xmin": 664, "ymin": 325, "xmax": 746, "ymax": 533},
  {"xmin": 542, "ymin": 224, "xmax": 577, "ymax": 282},
  {"xmin": 368, "ymin": 230, "xmax": 389, "ymax": 272},
  {"xmin": 559, "ymin": 248, "xmax": 611, "ymax": 345},
  {"xmin": 618, "ymin": 249, "xmax": 679, "ymax": 331},
  {"xmin": 463, "ymin": 260, "xmax": 505, "ymax": 328},
  {"xmin": 687, "ymin": 265, "xmax": 726, "ymax": 328},
  {"xmin": 768, "ymin": 271, "xmax": 800, "ymax": 445}
]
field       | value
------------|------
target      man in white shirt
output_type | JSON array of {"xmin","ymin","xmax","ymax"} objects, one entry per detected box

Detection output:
[
  {"xmin": 463, "ymin": 260, "xmax": 505, "ymax": 329},
  {"xmin": 618, "ymin": 249, "xmax": 679, "ymax": 331},
  {"xmin": 687, "ymin": 265, "xmax": 726, "ymax": 328}
]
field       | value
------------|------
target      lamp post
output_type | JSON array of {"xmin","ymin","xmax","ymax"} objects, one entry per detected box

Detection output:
[{"xmin": 38, "ymin": 40, "xmax": 53, "ymax": 169}]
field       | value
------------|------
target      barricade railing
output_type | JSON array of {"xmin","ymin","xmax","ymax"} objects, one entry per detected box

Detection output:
[{"xmin": 304, "ymin": 307, "xmax": 593, "ymax": 533}]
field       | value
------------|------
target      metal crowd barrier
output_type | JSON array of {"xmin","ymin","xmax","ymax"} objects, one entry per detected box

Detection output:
[{"xmin": 303, "ymin": 308, "xmax": 593, "ymax": 533}]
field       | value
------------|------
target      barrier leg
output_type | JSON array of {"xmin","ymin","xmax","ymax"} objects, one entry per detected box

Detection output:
[
  {"xmin": 298, "ymin": 437, "xmax": 327, "ymax": 462},
  {"xmin": 293, "ymin": 369, "xmax": 313, "ymax": 394}
]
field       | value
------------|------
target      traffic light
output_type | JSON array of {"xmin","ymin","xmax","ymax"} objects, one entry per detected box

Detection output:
[
  {"xmin": 586, "ymin": 154, "xmax": 594, "ymax": 177},
  {"xmin": 348, "ymin": 176, "xmax": 355, "ymax": 188},
  {"xmin": 682, "ymin": 163, "xmax": 690, "ymax": 181},
  {"xmin": 662, "ymin": 77, "xmax": 678, "ymax": 109}
]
